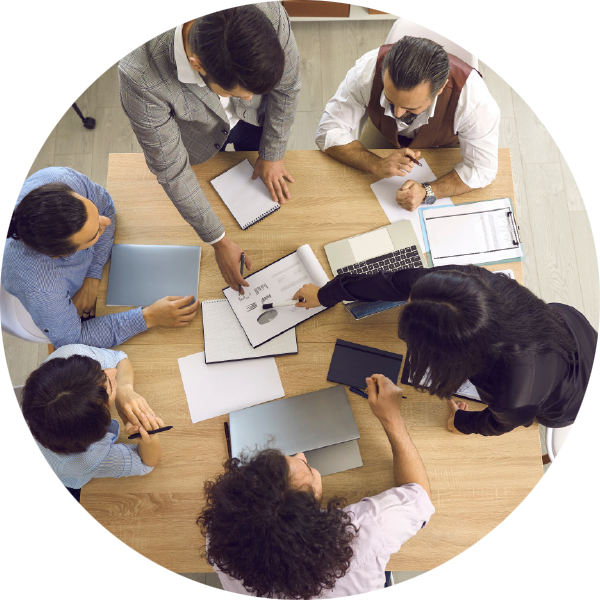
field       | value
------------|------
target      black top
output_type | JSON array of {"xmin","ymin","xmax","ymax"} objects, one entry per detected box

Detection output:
[{"xmin": 318, "ymin": 265, "xmax": 597, "ymax": 436}]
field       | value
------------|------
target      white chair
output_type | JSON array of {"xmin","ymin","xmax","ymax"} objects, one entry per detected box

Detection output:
[
  {"xmin": 0, "ymin": 284, "xmax": 49, "ymax": 343},
  {"xmin": 0, "ymin": 386, "xmax": 79, "ymax": 525},
  {"xmin": 0, "ymin": 0, "xmax": 121, "ymax": 129},
  {"xmin": 542, "ymin": 405, "xmax": 600, "ymax": 498},
  {"xmin": 385, "ymin": 18, "xmax": 479, "ymax": 70}
]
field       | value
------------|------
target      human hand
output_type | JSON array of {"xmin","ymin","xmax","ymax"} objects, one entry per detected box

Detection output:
[
  {"xmin": 72, "ymin": 277, "xmax": 100, "ymax": 317},
  {"xmin": 292, "ymin": 283, "xmax": 321, "ymax": 309},
  {"xmin": 213, "ymin": 236, "xmax": 253, "ymax": 292},
  {"xmin": 447, "ymin": 399, "xmax": 468, "ymax": 434},
  {"xmin": 365, "ymin": 374, "xmax": 404, "ymax": 432},
  {"xmin": 375, "ymin": 149, "xmax": 421, "ymax": 179},
  {"xmin": 395, "ymin": 180, "xmax": 427, "ymax": 211},
  {"xmin": 116, "ymin": 384, "xmax": 157, "ymax": 428},
  {"xmin": 128, "ymin": 412, "xmax": 165, "ymax": 444},
  {"xmin": 252, "ymin": 157, "xmax": 294, "ymax": 204},
  {"xmin": 142, "ymin": 295, "xmax": 199, "ymax": 328}
]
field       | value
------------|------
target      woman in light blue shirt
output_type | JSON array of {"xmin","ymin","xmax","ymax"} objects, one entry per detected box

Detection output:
[
  {"xmin": 21, "ymin": 344, "xmax": 164, "ymax": 499},
  {"xmin": 3, "ymin": 167, "xmax": 199, "ymax": 349}
]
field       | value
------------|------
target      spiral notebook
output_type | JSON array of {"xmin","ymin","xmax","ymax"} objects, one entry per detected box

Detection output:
[
  {"xmin": 211, "ymin": 159, "xmax": 280, "ymax": 230},
  {"xmin": 202, "ymin": 299, "xmax": 298, "ymax": 364}
]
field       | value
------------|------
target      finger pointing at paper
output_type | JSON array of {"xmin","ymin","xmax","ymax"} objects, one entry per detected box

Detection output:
[{"xmin": 293, "ymin": 283, "xmax": 322, "ymax": 309}]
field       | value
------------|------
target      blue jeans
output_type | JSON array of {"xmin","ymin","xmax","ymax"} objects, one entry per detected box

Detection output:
[{"xmin": 219, "ymin": 120, "xmax": 263, "ymax": 152}]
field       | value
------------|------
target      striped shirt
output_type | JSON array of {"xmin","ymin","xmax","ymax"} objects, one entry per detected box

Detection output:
[
  {"xmin": 2, "ymin": 167, "xmax": 147, "ymax": 348},
  {"xmin": 35, "ymin": 344, "xmax": 154, "ymax": 489}
]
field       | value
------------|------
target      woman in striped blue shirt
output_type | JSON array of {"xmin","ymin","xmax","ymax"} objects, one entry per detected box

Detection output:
[{"xmin": 21, "ymin": 344, "xmax": 164, "ymax": 500}]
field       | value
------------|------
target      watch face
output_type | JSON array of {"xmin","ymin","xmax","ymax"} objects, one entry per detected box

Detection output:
[{"xmin": 423, "ymin": 196, "xmax": 436, "ymax": 205}]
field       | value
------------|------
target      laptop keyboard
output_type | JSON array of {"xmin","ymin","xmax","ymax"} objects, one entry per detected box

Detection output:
[{"xmin": 337, "ymin": 246, "xmax": 423, "ymax": 276}]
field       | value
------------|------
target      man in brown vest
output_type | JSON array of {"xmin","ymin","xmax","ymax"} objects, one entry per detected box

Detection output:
[{"xmin": 315, "ymin": 37, "xmax": 500, "ymax": 211}]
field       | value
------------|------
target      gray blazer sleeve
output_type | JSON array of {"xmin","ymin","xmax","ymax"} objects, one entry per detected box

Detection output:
[
  {"xmin": 258, "ymin": 2, "xmax": 301, "ymax": 162},
  {"xmin": 117, "ymin": 67, "xmax": 225, "ymax": 243}
]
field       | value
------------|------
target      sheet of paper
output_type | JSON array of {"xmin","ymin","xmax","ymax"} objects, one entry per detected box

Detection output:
[
  {"xmin": 211, "ymin": 159, "xmax": 279, "ymax": 229},
  {"xmin": 223, "ymin": 244, "xmax": 329, "ymax": 347},
  {"xmin": 369, "ymin": 158, "xmax": 453, "ymax": 251},
  {"xmin": 202, "ymin": 299, "xmax": 297, "ymax": 363},
  {"xmin": 178, "ymin": 352, "xmax": 284, "ymax": 423},
  {"xmin": 423, "ymin": 198, "xmax": 523, "ymax": 266}
]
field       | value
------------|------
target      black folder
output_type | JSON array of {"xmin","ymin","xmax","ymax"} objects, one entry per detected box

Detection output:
[{"xmin": 327, "ymin": 339, "xmax": 404, "ymax": 389}]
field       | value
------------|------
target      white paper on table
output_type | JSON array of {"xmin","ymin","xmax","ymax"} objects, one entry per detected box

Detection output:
[
  {"xmin": 223, "ymin": 244, "xmax": 329, "ymax": 348},
  {"xmin": 178, "ymin": 352, "xmax": 285, "ymax": 423},
  {"xmin": 369, "ymin": 157, "xmax": 453, "ymax": 251},
  {"xmin": 423, "ymin": 197, "xmax": 523, "ymax": 266}
]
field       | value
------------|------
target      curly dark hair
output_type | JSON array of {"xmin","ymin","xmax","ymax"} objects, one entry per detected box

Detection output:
[{"xmin": 197, "ymin": 449, "xmax": 358, "ymax": 599}]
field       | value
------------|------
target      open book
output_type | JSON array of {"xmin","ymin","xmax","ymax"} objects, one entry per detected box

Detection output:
[{"xmin": 223, "ymin": 244, "xmax": 330, "ymax": 348}]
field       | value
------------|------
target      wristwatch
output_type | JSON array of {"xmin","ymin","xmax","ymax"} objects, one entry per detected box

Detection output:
[{"xmin": 422, "ymin": 182, "xmax": 437, "ymax": 205}]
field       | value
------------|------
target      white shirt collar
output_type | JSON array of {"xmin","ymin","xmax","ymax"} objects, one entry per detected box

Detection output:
[
  {"xmin": 380, "ymin": 90, "xmax": 438, "ymax": 129},
  {"xmin": 174, "ymin": 24, "xmax": 206, "ymax": 87}
]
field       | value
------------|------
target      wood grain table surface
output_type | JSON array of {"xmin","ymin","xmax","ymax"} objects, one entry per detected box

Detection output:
[{"xmin": 83, "ymin": 149, "xmax": 541, "ymax": 573}]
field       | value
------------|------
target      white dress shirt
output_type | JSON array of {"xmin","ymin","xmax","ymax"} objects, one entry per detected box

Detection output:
[
  {"xmin": 174, "ymin": 24, "xmax": 237, "ymax": 244},
  {"xmin": 316, "ymin": 48, "xmax": 501, "ymax": 189},
  {"xmin": 213, "ymin": 483, "xmax": 435, "ymax": 597}
]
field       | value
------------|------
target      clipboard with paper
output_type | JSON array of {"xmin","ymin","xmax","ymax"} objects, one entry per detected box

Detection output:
[{"xmin": 418, "ymin": 197, "xmax": 524, "ymax": 267}]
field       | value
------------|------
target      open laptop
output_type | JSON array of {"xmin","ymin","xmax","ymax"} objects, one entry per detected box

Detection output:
[
  {"xmin": 324, "ymin": 220, "xmax": 426, "ymax": 319},
  {"xmin": 106, "ymin": 244, "xmax": 201, "ymax": 307},
  {"xmin": 229, "ymin": 386, "xmax": 363, "ymax": 477}
]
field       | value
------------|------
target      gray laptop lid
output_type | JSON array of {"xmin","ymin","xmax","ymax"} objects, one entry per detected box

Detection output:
[
  {"xmin": 304, "ymin": 440, "xmax": 363, "ymax": 476},
  {"xmin": 229, "ymin": 385, "xmax": 359, "ymax": 459},
  {"xmin": 106, "ymin": 244, "xmax": 201, "ymax": 307}
]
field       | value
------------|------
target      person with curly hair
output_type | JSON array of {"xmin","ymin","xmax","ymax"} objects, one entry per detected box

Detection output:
[{"xmin": 197, "ymin": 374, "xmax": 434, "ymax": 598}]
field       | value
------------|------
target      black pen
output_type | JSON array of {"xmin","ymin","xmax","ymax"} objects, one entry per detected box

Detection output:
[
  {"xmin": 238, "ymin": 252, "xmax": 245, "ymax": 295},
  {"xmin": 224, "ymin": 421, "xmax": 232, "ymax": 458},
  {"xmin": 128, "ymin": 425, "xmax": 173, "ymax": 440}
]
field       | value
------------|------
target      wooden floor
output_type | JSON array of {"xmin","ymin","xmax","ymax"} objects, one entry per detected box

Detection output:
[{"xmin": 0, "ymin": 0, "xmax": 600, "ymax": 600}]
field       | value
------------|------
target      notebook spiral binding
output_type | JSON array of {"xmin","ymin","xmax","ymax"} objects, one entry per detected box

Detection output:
[{"xmin": 241, "ymin": 203, "xmax": 280, "ymax": 229}]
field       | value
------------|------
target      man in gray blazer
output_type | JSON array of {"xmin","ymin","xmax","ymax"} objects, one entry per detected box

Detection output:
[{"xmin": 119, "ymin": 3, "xmax": 301, "ymax": 289}]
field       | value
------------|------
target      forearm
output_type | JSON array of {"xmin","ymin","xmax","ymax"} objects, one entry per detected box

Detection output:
[
  {"xmin": 325, "ymin": 141, "xmax": 382, "ymax": 177},
  {"xmin": 115, "ymin": 358, "xmax": 135, "ymax": 393},
  {"xmin": 137, "ymin": 438, "xmax": 161, "ymax": 467},
  {"xmin": 430, "ymin": 169, "xmax": 473, "ymax": 199},
  {"xmin": 77, "ymin": 309, "xmax": 147, "ymax": 348},
  {"xmin": 385, "ymin": 418, "xmax": 431, "ymax": 500}
]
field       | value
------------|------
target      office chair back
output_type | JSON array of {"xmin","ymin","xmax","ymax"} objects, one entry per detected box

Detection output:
[
  {"xmin": 0, "ymin": 385, "xmax": 79, "ymax": 525},
  {"xmin": 385, "ymin": 17, "xmax": 479, "ymax": 69},
  {"xmin": 0, "ymin": 0, "xmax": 67, "ymax": 52},
  {"xmin": 1, "ymin": 284, "xmax": 49, "ymax": 343}
]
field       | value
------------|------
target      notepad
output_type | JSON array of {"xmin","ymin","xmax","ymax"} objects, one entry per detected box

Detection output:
[
  {"xmin": 422, "ymin": 197, "xmax": 523, "ymax": 266},
  {"xmin": 178, "ymin": 351, "xmax": 285, "ymax": 423},
  {"xmin": 327, "ymin": 339, "xmax": 404, "ymax": 389},
  {"xmin": 223, "ymin": 244, "xmax": 330, "ymax": 348},
  {"xmin": 211, "ymin": 159, "xmax": 280, "ymax": 229},
  {"xmin": 370, "ymin": 157, "xmax": 453, "ymax": 252},
  {"xmin": 202, "ymin": 299, "xmax": 298, "ymax": 364}
]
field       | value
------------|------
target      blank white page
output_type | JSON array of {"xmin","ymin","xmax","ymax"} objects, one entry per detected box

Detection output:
[
  {"xmin": 211, "ymin": 159, "xmax": 279, "ymax": 229},
  {"xmin": 178, "ymin": 352, "xmax": 285, "ymax": 423}
]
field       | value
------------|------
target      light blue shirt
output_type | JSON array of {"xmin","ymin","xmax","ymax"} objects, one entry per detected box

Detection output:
[
  {"xmin": 2, "ymin": 167, "xmax": 147, "ymax": 348},
  {"xmin": 36, "ymin": 344, "xmax": 154, "ymax": 489}
]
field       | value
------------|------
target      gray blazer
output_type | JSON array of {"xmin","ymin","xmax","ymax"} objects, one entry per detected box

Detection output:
[{"xmin": 118, "ymin": 2, "xmax": 301, "ymax": 242}]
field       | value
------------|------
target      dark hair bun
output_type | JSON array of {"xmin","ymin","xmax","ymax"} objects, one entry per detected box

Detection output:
[{"xmin": 0, "ymin": 208, "xmax": 19, "ymax": 239}]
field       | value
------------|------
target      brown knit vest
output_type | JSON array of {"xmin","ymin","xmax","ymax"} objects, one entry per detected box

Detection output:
[{"xmin": 367, "ymin": 44, "xmax": 478, "ymax": 149}]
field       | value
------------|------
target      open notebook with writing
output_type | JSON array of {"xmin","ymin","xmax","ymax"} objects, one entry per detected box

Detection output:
[
  {"xmin": 211, "ymin": 159, "xmax": 280, "ymax": 230},
  {"xmin": 202, "ymin": 299, "xmax": 297, "ymax": 364}
]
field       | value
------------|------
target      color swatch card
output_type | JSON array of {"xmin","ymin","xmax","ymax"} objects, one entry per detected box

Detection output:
[
  {"xmin": 202, "ymin": 299, "xmax": 298, "ymax": 364},
  {"xmin": 211, "ymin": 159, "xmax": 280, "ymax": 229},
  {"xmin": 223, "ymin": 244, "xmax": 330, "ymax": 348},
  {"xmin": 178, "ymin": 352, "xmax": 284, "ymax": 423},
  {"xmin": 370, "ymin": 157, "xmax": 453, "ymax": 251}
]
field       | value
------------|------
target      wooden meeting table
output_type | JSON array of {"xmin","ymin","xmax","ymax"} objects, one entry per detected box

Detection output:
[{"xmin": 85, "ymin": 149, "xmax": 542, "ymax": 574}]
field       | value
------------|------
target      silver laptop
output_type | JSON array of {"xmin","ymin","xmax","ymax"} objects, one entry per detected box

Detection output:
[
  {"xmin": 229, "ymin": 386, "xmax": 363, "ymax": 476},
  {"xmin": 106, "ymin": 244, "xmax": 201, "ymax": 307}
]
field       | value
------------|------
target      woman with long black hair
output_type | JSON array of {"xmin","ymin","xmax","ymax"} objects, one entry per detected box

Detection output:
[{"xmin": 293, "ymin": 265, "xmax": 597, "ymax": 436}]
